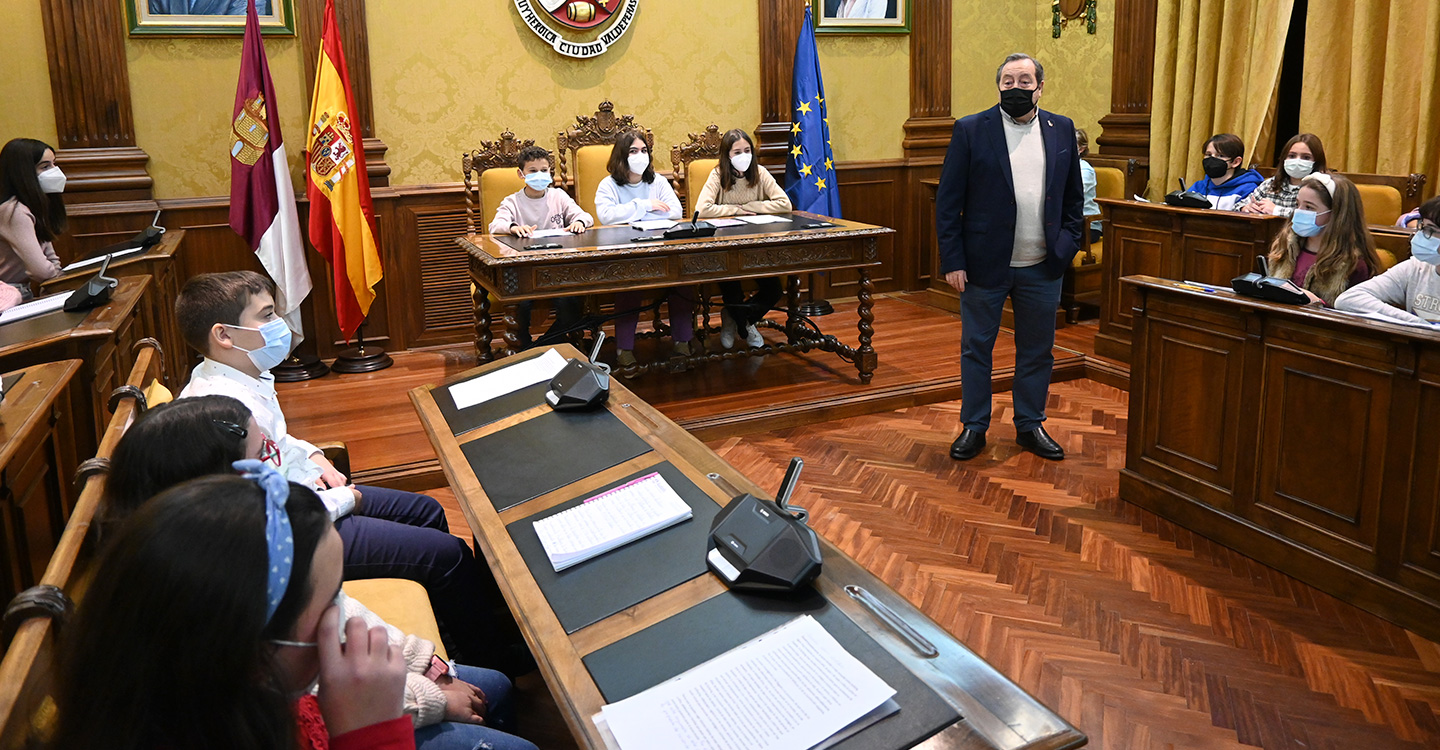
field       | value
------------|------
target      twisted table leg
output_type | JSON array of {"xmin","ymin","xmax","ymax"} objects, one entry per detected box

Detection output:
[
  {"xmin": 856, "ymin": 268, "xmax": 877, "ymax": 384},
  {"xmin": 473, "ymin": 284, "xmax": 494, "ymax": 364}
]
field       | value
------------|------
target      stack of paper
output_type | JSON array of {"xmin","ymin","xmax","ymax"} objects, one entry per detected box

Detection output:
[
  {"xmin": 447, "ymin": 348, "xmax": 567, "ymax": 409},
  {"xmin": 527, "ymin": 228, "xmax": 571, "ymax": 239},
  {"xmin": 0, "ymin": 291, "xmax": 75, "ymax": 326},
  {"xmin": 630, "ymin": 219, "xmax": 677, "ymax": 231},
  {"xmin": 597, "ymin": 615, "xmax": 897, "ymax": 750},
  {"xmin": 532, "ymin": 472, "xmax": 692, "ymax": 572},
  {"xmin": 733, "ymin": 214, "xmax": 789, "ymax": 225}
]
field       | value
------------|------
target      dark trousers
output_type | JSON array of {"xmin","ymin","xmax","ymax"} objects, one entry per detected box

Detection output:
[
  {"xmin": 718, "ymin": 277, "xmax": 785, "ymax": 328},
  {"xmin": 513, "ymin": 296, "xmax": 584, "ymax": 347},
  {"xmin": 959, "ymin": 263, "xmax": 1064, "ymax": 433},
  {"xmin": 336, "ymin": 485, "xmax": 506, "ymax": 668}
]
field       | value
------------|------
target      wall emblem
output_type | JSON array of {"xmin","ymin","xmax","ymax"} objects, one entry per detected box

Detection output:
[{"xmin": 513, "ymin": 0, "xmax": 639, "ymax": 58}]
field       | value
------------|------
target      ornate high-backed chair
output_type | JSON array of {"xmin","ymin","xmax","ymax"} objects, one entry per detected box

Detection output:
[
  {"xmin": 557, "ymin": 101, "xmax": 654, "ymax": 221},
  {"xmin": 462, "ymin": 129, "xmax": 554, "ymax": 235},
  {"xmin": 670, "ymin": 124, "xmax": 723, "ymax": 215}
]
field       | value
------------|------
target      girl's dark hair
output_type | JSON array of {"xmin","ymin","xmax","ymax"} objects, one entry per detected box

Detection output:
[
  {"xmin": 51, "ymin": 475, "xmax": 331, "ymax": 750},
  {"xmin": 0, "ymin": 138, "xmax": 67, "ymax": 242},
  {"xmin": 607, "ymin": 129, "xmax": 655, "ymax": 185},
  {"xmin": 1418, "ymin": 195, "xmax": 1440, "ymax": 226},
  {"xmin": 718, "ymin": 129, "xmax": 759, "ymax": 191},
  {"xmin": 104, "ymin": 395, "xmax": 254, "ymax": 527},
  {"xmin": 1277, "ymin": 132, "xmax": 1328, "ymax": 186},
  {"xmin": 1204, "ymin": 133, "xmax": 1246, "ymax": 165}
]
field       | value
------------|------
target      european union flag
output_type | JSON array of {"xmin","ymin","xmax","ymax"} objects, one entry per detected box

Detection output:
[{"xmin": 784, "ymin": 7, "xmax": 842, "ymax": 219}]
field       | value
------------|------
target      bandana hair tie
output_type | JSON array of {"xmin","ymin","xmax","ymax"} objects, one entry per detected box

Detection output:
[{"xmin": 233, "ymin": 459, "xmax": 293, "ymax": 625}]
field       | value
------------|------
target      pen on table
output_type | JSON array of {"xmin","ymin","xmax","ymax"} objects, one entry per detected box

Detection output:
[
  {"xmin": 844, "ymin": 584, "xmax": 939, "ymax": 658},
  {"xmin": 1177, "ymin": 280, "xmax": 1220, "ymax": 293}
]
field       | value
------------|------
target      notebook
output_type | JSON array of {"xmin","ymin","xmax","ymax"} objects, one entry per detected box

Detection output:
[{"xmin": 532, "ymin": 471, "xmax": 693, "ymax": 572}]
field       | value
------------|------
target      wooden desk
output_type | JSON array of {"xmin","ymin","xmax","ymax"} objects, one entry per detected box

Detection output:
[
  {"xmin": 40, "ymin": 230, "xmax": 187, "ymax": 388},
  {"xmin": 458, "ymin": 213, "xmax": 892, "ymax": 383},
  {"xmin": 0, "ymin": 360, "xmax": 82, "ymax": 606},
  {"xmin": 411, "ymin": 347, "xmax": 1086, "ymax": 750},
  {"xmin": 1120, "ymin": 276, "xmax": 1440, "ymax": 641},
  {"xmin": 1096, "ymin": 199, "xmax": 1285, "ymax": 362},
  {"xmin": 0, "ymin": 276, "xmax": 156, "ymax": 456}
]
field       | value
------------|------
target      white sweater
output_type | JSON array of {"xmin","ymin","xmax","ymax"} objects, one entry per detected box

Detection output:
[
  {"xmin": 1002, "ymin": 110, "xmax": 1047, "ymax": 268},
  {"xmin": 1334, "ymin": 257, "xmax": 1440, "ymax": 326},
  {"xmin": 594, "ymin": 175, "xmax": 682, "ymax": 225}
]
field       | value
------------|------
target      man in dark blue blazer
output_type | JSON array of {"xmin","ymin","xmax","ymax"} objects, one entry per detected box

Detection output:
[{"xmin": 936, "ymin": 53, "xmax": 1084, "ymax": 461}]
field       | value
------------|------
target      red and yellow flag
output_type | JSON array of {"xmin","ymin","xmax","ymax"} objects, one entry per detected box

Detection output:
[{"xmin": 305, "ymin": 0, "xmax": 381, "ymax": 343}]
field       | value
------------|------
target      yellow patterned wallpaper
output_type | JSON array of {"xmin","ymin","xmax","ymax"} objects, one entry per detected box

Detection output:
[
  {"xmin": 817, "ymin": 36, "xmax": 909, "ymax": 162},
  {"xmin": 1, "ymin": 0, "xmax": 58, "ymax": 148},
  {"xmin": 128, "ymin": 36, "xmax": 309, "ymax": 200},
  {"xmin": 950, "ymin": 1, "xmax": 1113, "ymax": 149}
]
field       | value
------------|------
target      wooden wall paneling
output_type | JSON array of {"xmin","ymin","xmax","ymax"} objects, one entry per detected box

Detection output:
[
  {"xmin": 754, "ymin": 0, "xmax": 806, "ymax": 170},
  {"xmin": 298, "ymin": 0, "xmax": 390, "ymax": 186},
  {"xmin": 826, "ymin": 163, "xmax": 904, "ymax": 297},
  {"xmin": 385, "ymin": 185, "xmax": 475, "ymax": 349},
  {"xmin": 901, "ymin": 0, "xmax": 953, "ymax": 162},
  {"xmin": 1401, "ymin": 347, "xmax": 1440, "ymax": 599},
  {"xmin": 1095, "ymin": 0, "xmax": 1156, "ymax": 159},
  {"xmin": 38, "ymin": 0, "xmax": 154, "ymax": 203}
]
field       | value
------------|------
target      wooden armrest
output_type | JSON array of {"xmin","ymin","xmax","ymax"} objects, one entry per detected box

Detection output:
[{"xmin": 314, "ymin": 441, "xmax": 351, "ymax": 479}]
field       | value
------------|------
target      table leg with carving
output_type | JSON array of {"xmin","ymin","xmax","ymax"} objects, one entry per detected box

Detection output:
[
  {"xmin": 473, "ymin": 283, "xmax": 493, "ymax": 364},
  {"xmin": 856, "ymin": 268, "xmax": 877, "ymax": 384},
  {"xmin": 501, "ymin": 305, "xmax": 522, "ymax": 358},
  {"xmin": 785, "ymin": 274, "xmax": 801, "ymax": 343}
]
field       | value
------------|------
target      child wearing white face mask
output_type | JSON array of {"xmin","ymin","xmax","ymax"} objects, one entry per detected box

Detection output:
[
  {"xmin": 0, "ymin": 138, "xmax": 66, "ymax": 300},
  {"xmin": 695, "ymin": 128, "xmax": 793, "ymax": 349},
  {"xmin": 1336, "ymin": 196, "xmax": 1440, "ymax": 325},
  {"xmin": 1238, "ymin": 133, "xmax": 1329, "ymax": 217}
]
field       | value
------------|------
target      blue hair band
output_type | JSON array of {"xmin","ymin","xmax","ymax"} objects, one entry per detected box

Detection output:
[{"xmin": 233, "ymin": 459, "xmax": 293, "ymax": 626}]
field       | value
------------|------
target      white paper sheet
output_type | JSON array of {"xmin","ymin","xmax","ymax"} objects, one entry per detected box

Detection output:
[
  {"xmin": 631, "ymin": 219, "xmax": 677, "ymax": 231},
  {"xmin": 533, "ymin": 472, "xmax": 692, "ymax": 571},
  {"xmin": 1343, "ymin": 309, "xmax": 1440, "ymax": 330},
  {"xmin": 61, "ymin": 245, "xmax": 147, "ymax": 273},
  {"xmin": 0, "ymin": 291, "xmax": 75, "ymax": 326},
  {"xmin": 599, "ymin": 615, "xmax": 896, "ymax": 750},
  {"xmin": 447, "ymin": 348, "xmax": 567, "ymax": 409},
  {"xmin": 706, "ymin": 218, "xmax": 745, "ymax": 228},
  {"xmin": 528, "ymin": 228, "xmax": 571, "ymax": 238},
  {"xmin": 733, "ymin": 214, "xmax": 789, "ymax": 225}
]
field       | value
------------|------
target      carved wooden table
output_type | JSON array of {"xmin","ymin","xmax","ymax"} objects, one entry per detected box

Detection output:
[{"xmin": 457, "ymin": 212, "xmax": 893, "ymax": 383}]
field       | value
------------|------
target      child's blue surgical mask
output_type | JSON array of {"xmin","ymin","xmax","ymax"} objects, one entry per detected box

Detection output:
[
  {"xmin": 1291, "ymin": 209, "xmax": 1331, "ymax": 238},
  {"xmin": 524, "ymin": 171, "xmax": 552, "ymax": 191}
]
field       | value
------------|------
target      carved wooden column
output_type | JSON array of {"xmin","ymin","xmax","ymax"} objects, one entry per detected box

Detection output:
[
  {"xmin": 300, "ymin": 0, "xmax": 390, "ymax": 187},
  {"xmin": 755, "ymin": 0, "xmax": 806, "ymax": 171},
  {"xmin": 902, "ymin": 0, "xmax": 953, "ymax": 161},
  {"xmin": 1096, "ymin": 0, "xmax": 1156, "ymax": 159},
  {"xmin": 39, "ymin": 0, "xmax": 153, "ymax": 203}
]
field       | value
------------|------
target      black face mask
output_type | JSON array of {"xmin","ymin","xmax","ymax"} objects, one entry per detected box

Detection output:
[
  {"xmin": 999, "ymin": 87, "xmax": 1037, "ymax": 119},
  {"xmin": 1202, "ymin": 156, "xmax": 1232, "ymax": 180}
]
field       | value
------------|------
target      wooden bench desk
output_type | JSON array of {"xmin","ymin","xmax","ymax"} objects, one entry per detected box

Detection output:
[
  {"xmin": 412, "ymin": 345, "xmax": 1085, "ymax": 750},
  {"xmin": 458, "ymin": 212, "xmax": 892, "ymax": 383}
]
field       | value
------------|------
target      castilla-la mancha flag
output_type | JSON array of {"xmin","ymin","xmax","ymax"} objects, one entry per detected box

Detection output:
[
  {"xmin": 229, "ymin": 0, "xmax": 311, "ymax": 344},
  {"xmin": 305, "ymin": 0, "xmax": 382, "ymax": 343}
]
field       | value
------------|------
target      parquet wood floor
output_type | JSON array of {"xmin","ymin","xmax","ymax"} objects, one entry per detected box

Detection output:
[{"xmin": 695, "ymin": 380, "xmax": 1440, "ymax": 750}]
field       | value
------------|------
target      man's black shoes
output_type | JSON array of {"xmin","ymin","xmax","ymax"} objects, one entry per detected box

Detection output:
[
  {"xmin": 1016, "ymin": 427, "xmax": 1064, "ymax": 460},
  {"xmin": 949, "ymin": 429, "xmax": 987, "ymax": 460}
]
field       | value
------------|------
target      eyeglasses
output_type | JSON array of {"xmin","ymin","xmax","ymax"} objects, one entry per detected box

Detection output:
[
  {"xmin": 259, "ymin": 434, "xmax": 281, "ymax": 466},
  {"xmin": 1420, "ymin": 223, "xmax": 1439, "ymax": 240}
]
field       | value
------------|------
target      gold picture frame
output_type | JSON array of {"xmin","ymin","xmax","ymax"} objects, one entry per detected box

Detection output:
[
  {"xmin": 125, "ymin": 0, "xmax": 296, "ymax": 37},
  {"xmin": 812, "ymin": 0, "xmax": 911, "ymax": 35}
]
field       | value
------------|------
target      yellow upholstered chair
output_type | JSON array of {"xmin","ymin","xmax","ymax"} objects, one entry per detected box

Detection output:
[
  {"xmin": 670, "ymin": 124, "xmax": 724, "ymax": 215},
  {"xmin": 1355, "ymin": 183, "xmax": 1403, "ymax": 226},
  {"xmin": 462, "ymin": 129, "xmax": 550, "ymax": 235},
  {"xmin": 343, "ymin": 578, "xmax": 448, "ymax": 660},
  {"xmin": 557, "ymin": 101, "xmax": 654, "ymax": 222}
]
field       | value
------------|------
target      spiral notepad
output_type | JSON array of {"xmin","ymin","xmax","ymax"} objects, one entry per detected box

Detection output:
[{"xmin": 532, "ymin": 472, "xmax": 693, "ymax": 572}]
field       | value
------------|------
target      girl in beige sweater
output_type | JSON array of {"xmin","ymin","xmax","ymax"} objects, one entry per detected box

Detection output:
[{"xmin": 695, "ymin": 129, "xmax": 793, "ymax": 348}]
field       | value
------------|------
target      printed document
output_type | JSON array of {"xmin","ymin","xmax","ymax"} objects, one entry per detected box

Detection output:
[
  {"xmin": 533, "ymin": 472, "xmax": 692, "ymax": 571},
  {"xmin": 598, "ymin": 615, "xmax": 896, "ymax": 750},
  {"xmin": 734, "ymin": 214, "xmax": 789, "ymax": 225},
  {"xmin": 527, "ymin": 228, "xmax": 571, "ymax": 239},
  {"xmin": 447, "ymin": 348, "xmax": 567, "ymax": 409},
  {"xmin": 0, "ymin": 291, "xmax": 75, "ymax": 326},
  {"xmin": 631, "ymin": 219, "xmax": 677, "ymax": 231}
]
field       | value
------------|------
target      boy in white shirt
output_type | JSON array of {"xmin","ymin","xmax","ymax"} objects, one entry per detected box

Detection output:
[
  {"xmin": 488, "ymin": 146, "xmax": 592, "ymax": 347},
  {"xmin": 174, "ymin": 271, "xmax": 517, "ymax": 671}
]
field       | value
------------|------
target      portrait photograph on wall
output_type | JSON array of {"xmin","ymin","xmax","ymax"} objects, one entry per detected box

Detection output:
[
  {"xmin": 813, "ymin": 0, "xmax": 910, "ymax": 34},
  {"xmin": 126, "ymin": 0, "xmax": 295, "ymax": 36}
]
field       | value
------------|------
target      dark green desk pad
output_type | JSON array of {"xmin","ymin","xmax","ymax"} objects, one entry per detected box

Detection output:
[
  {"xmin": 583, "ymin": 588, "xmax": 961, "ymax": 749},
  {"xmin": 460, "ymin": 408, "xmax": 652, "ymax": 511},
  {"xmin": 434, "ymin": 348, "xmax": 557, "ymax": 437},
  {"xmin": 491, "ymin": 213, "xmax": 837, "ymax": 252},
  {"xmin": 506, "ymin": 461, "xmax": 722, "ymax": 633}
]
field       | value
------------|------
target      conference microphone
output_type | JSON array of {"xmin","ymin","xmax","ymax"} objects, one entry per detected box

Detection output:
[
  {"xmin": 663, "ymin": 207, "xmax": 716, "ymax": 240},
  {"xmin": 1164, "ymin": 177, "xmax": 1210, "ymax": 208}
]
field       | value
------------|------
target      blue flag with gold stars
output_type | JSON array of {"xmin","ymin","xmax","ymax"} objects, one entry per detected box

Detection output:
[{"xmin": 784, "ymin": 7, "xmax": 841, "ymax": 219}]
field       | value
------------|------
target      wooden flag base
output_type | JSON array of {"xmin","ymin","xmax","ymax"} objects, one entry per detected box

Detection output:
[
  {"xmin": 273, "ymin": 353, "xmax": 331, "ymax": 382},
  {"xmin": 798, "ymin": 299, "xmax": 834, "ymax": 316},
  {"xmin": 331, "ymin": 343, "xmax": 392, "ymax": 374}
]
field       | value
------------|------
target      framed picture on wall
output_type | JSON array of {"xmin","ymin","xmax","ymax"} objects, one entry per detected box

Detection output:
[
  {"xmin": 125, "ymin": 0, "xmax": 296, "ymax": 36},
  {"xmin": 813, "ymin": 0, "xmax": 911, "ymax": 34}
]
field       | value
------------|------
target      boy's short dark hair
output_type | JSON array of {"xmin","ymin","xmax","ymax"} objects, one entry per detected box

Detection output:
[
  {"xmin": 1205, "ymin": 133, "xmax": 1246, "ymax": 163},
  {"xmin": 175, "ymin": 271, "xmax": 274, "ymax": 355},
  {"xmin": 516, "ymin": 145, "xmax": 551, "ymax": 170}
]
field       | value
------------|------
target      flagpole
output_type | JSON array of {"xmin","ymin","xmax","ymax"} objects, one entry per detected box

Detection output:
[{"xmin": 330, "ymin": 319, "xmax": 393, "ymax": 374}]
